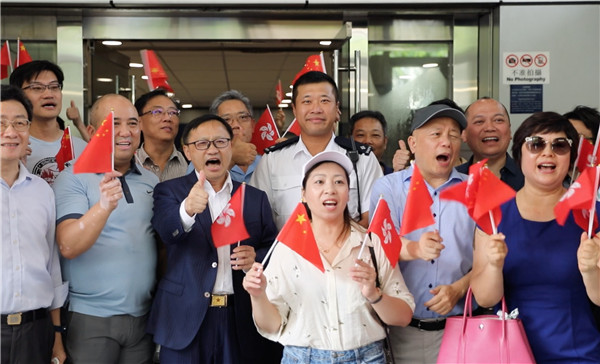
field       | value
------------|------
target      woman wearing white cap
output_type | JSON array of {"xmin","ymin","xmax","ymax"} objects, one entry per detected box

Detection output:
[{"xmin": 243, "ymin": 150, "xmax": 414, "ymax": 363}]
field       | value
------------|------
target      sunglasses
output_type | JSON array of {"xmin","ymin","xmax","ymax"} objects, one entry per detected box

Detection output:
[{"xmin": 524, "ymin": 136, "xmax": 572, "ymax": 155}]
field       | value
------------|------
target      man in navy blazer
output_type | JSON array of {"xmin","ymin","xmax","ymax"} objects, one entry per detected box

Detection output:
[{"xmin": 147, "ymin": 114, "xmax": 282, "ymax": 363}]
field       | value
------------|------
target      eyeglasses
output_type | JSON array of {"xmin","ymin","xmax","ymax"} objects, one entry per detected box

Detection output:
[
  {"xmin": 524, "ymin": 136, "xmax": 572, "ymax": 155},
  {"xmin": 0, "ymin": 119, "xmax": 31, "ymax": 132},
  {"xmin": 22, "ymin": 83, "xmax": 63, "ymax": 93},
  {"xmin": 140, "ymin": 108, "xmax": 181, "ymax": 118},
  {"xmin": 186, "ymin": 138, "xmax": 231, "ymax": 151},
  {"xmin": 221, "ymin": 113, "xmax": 252, "ymax": 125}
]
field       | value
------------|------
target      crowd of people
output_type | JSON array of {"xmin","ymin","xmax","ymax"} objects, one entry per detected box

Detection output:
[{"xmin": 2, "ymin": 59, "xmax": 600, "ymax": 364}]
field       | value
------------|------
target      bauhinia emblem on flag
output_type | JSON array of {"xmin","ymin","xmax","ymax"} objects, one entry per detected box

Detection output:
[
  {"xmin": 291, "ymin": 53, "xmax": 327, "ymax": 86},
  {"xmin": 441, "ymin": 159, "xmax": 515, "ymax": 235},
  {"xmin": 211, "ymin": 183, "xmax": 251, "ymax": 247},
  {"xmin": 555, "ymin": 165, "xmax": 599, "ymax": 232},
  {"xmin": 276, "ymin": 202, "xmax": 324, "ymax": 272},
  {"xmin": 14, "ymin": 39, "xmax": 32, "ymax": 68},
  {"xmin": 55, "ymin": 126, "xmax": 75, "ymax": 172},
  {"xmin": 140, "ymin": 49, "xmax": 174, "ymax": 93},
  {"xmin": 250, "ymin": 105, "xmax": 280, "ymax": 154},
  {"xmin": 400, "ymin": 163, "xmax": 435, "ymax": 236},
  {"xmin": 1, "ymin": 40, "xmax": 11, "ymax": 80},
  {"xmin": 275, "ymin": 79, "xmax": 284, "ymax": 105},
  {"xmin": 367, "ymin": 197, "xmax": 402, "ymax": 268},
  {"xmin": 575, "ymin": 136, "xmax": 599, "ymax": 173},
  {"xmin": 73, "ymin": 111, "xmax": 114, "ymax": 174}
]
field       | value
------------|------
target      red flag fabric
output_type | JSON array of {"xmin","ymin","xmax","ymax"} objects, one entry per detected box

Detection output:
[
  {"xmin": 211, "ymin": 183, "xmax": 251, "ymax": 247},
  {"xmin": 283, "ymin": 118, "xmax": 301, "ymax": 137},
  {"xmin": 291, "ymin": 53, "xmax": 326, "ymax": 86},
  {"xmin": 1, "ymin": 41, "xmax": 11, "ymax": 80},
  {"xmin": 140, "ymin": 49, "xmax": 174, "ymax": 93},
  {"xmin": 73, "ymin": 112, "xmax": 114, "ymax": 174},
  {"xmin": 275, "ymin": 79, "xmax": 284, "ymax": 105},
  {"xmin": 367, "ymin": 197, "xmax": 402, "ymax": 268},
  {"xmin": 555, "ymin": 166, "xmax": 599, "ymax": 231},
  {"xmin": 575, "ymin": 136, "xmax": 597, "ymax": 173},
  {"xmin": 276, "ymin": 202, "xmax": 324, "ymax": 272},
  {"xmin": 55, "ymin": 126, "xmax": 75, "ymax": 172},
  {"xmin": 14, "ymin": 39, "xmax": 32, "ymax": 68},
  {"xmin": 250, "ymin": 106, "xmax": 280, "ymax": 155},
  {"xmin": 400, "ymin": 164, "xmax": 435, "ymax": 236},
  {"xmin": 441, "ymin": 159, "xmax": 515, "ymax": 234}
]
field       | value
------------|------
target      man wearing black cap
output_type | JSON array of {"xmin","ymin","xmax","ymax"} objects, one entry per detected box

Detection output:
[{"xmin": 370, "ymin": 104, "xmax": 476, "ymax": 363}]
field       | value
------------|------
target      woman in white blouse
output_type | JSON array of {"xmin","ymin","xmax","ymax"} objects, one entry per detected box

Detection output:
[{"xmin": 243, "ymin": 150, "xmax": 415, "ymax": 363}]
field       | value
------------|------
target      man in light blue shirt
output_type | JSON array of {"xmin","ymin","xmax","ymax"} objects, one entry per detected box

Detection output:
[
  {"xmin": 1, "ymin": 85, "xmax": 68, "ymax": 364},
  {"xmin": 370, "ymin": 104, "xmax": 476, "ymax": 363},
  {"xmin": 53, "ymin": 94, "xmax": 158, "ymax": 363}
]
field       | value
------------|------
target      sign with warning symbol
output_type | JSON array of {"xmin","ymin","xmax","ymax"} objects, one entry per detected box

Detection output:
[{"xmin": 503, "ymin": 51, "xmax": 549, "ymax": 85}]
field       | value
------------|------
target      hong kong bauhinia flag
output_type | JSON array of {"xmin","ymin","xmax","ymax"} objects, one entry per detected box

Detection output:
[
  {"xmin": 441, "ymin": 159, "xmax": 515, "ymax": 235},
  {"xmin": 400, "ymin": 163, "xmax": 435, "ymax": 236},
  {"xmin": 211, "ymin": 183, "xmax": 251, "ymax": 247},
  {"xmin": 73, "ymin": 112, "xmax": 114, "ymax": 174},
  {"xmin": 55, "ymin": 126, "xmax": 75, "ymax": 172},
  {"xmin": 275, "ymin": 79, "xmax": 284, "ymax": 105},
  {"xmin": 291, "ymin": 53, "xmax": 326, "ymax": 86},
  {"xmin": 140, "ymin": 49, "xmax": 174, "ymax": 93},
  {"xmin": 276, "ymin": 202, "xmax": 324, "ymax": 272},
  {"xmin": 250, "ymin": 105, "xmax": 280, "ymax": 154},
  {"xmin": 555, "ymin": 165, "xmax": 599, "ymax": 233},
  {"xmin": 367, "ymin": 197, "xmax": 402, "ymax": 268},
  {"xmin": 282, "ymin": 118, "xmax": 301, "ymax": 138}
]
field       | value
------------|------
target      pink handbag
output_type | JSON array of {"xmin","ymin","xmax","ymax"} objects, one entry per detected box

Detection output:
[{"xmin": 437, "ymin": 288, "xmax": 535, "ymax": 363}]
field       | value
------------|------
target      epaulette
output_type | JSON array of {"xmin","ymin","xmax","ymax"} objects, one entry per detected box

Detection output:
[
  {"xmin": 334, "ymin": 136, "xmax": 372, "ymax": 155},
  {"xmin": 264, "ymin": 136, "xmax": 300, "ymax": 154}
]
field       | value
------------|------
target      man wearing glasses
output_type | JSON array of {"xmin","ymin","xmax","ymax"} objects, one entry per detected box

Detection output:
[
  {"xmin": 456, "ymin": 97, "xmax": 524, "ymax": 190},
  {"xmin": 147, "ymin": 114, "xmax": 282, "ymax": 363},
  {"xmin": 9, "ymin": 60, "xmax": 87, "ymax": 185},
  {"xmin": 135, "ymin": 89, "xmax": 189, "ymax": 182},
  {"xmin": 209, "ymin": 90, "xmax": 259, "ymax": 183}
]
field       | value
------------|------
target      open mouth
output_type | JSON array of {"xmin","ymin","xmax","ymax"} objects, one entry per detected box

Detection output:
[
  {"xmin": 323, "ymin": 199, "xmax": 337, "ymax": 207},
  {"xmin": 41, "ymin": 102, "xmax": 57, "ymax": 109},
  {"xmin": 206, "ymin": 158, "xmax": 221, "ymax": 166},
  {"xmin": 436, "ymin": 153, "xmax": 450, "ymax": 162},
  {"xmin": 537, "ymin": 163, "xmax": 556, "ymax": 171},
  {"xmin": 115, "ymin": 140, "xmax": 131, "ymax": 149},
  {"xmin": 482, "ymin": 136, "xmax": 499, "ymax": 143}
]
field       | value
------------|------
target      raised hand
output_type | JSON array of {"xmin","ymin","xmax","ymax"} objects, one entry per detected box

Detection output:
[
  {"xmin": 231, "ymin": 136, "xmax": 257, "ymax": 167},
  {"xmin": 416, "ymin": 230, "xmax": 445, "ymax": 260},
  {"xmin": 393, "ymin": 139, "xmax": 411, "ymax": 172},
  {"xmin": 184, "ymin": 170, "xmax": 209, "ymax": 216},
  {"xmin": 98, "ymin": 171, "xmax": 123, "ymax": 211}
]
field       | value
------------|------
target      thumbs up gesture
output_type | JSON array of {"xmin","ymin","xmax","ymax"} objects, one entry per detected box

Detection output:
[
  {"xmin": 185, "ymin": 170, "xmax": 209, "ymax": 217},
  {"xmin": 393, "ymin": 139, "xmax": 411, "ymax": 172}
]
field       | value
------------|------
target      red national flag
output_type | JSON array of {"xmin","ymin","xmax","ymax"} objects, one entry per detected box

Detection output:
[
  {"xmin": 73, "ymin": 111, "xmax": 114, "ymax": 174},
  {"xmin": 575, "ymin": 136, "xmax": 598, "ymax": 173},
  {"xmin": 140, "ymin": 49, "xmax": 174, "ymax": 93},
  {"xmin": 276, "ymin": 202, "xmax": 324, "ymax": 272},
  {"xmin": 367, "ymin": 197, "xmax": 402, "ymax": 268},
  {"xmin": 14, "ymin": 39, "xmax": 32, "ymax": 68},
  {"xmin": 211, "ymin": 183, "xmax": 251, "ymax": 247},
  {"xmin": 250, "ymin": 105, "xmax": 280, "ymax": 155},
  {"xmin": 282, "ymin": 118, "xmax": 301, "ymax": 137},
  {"xmin": 441, "ymin": 159, "xmax": 515, "ymax": 234},
  {"xmin": 275, "ymin": 79, "xmax": 284, "ymax": 105},
  {"xmin": 291, "ymin": 53, "xmax": 327, "ymax": 86},
  {"xmin": 555, "ymin": 165, "xmax": 599, "ymax": 232},
  {"xmin": 55, "ymin": 126, "xmax": 75, "ymax": 172},
  {"xmin": 400, "ymin": 164, "xmax": 435, "ymax": 236},
  {"xmin": 1, "ymin": 41, "xmax": 11, "ymax": 80}
]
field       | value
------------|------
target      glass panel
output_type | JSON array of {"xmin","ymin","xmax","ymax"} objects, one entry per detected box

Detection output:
[{"xmin": 368, "ymin": 42, "xmax": 450, "ymax": 165}]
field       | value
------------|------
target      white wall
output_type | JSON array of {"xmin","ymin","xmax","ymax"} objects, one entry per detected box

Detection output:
[{"xmin": 498, "ymin": 4, "xmax": 600, "ymax": 132}]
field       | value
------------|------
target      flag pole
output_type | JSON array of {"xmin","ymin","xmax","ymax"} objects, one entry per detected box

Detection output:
[
  {"xmin": 588, "ymin": 166, "xmax": 600, "ymax": 236},
  {"xmin": 356, "ymin": 195, "xmax": 382, "ymax": 264},
  {"xmin": 261, "ymin": 240, "xmax": 279, "ymax": 266},
  {"xmin": 488, "ymin": 210, "xmax": 498, "ymax": 235},
  {"xmin": 266, "ymin": 104, "xmax": 280, "ymax": 139}
]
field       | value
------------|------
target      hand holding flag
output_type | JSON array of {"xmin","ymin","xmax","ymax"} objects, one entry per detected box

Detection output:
[
  {"xmin": 73, "ymin": 112, "xmax": 114, "ymax": 174},
  {"xmin": 211, "ymin": 183, "xmax": 251, "ymax": 248}
]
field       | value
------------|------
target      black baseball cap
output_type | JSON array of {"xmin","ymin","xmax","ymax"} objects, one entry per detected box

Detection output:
[{"xmin": 410, "ymin": 104, "xmax": 467, "ymax": 132}]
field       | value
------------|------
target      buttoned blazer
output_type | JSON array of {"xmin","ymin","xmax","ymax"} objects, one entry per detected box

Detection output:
[{"xmin": 147, "ymin": 172, "xmax": 278, "ymax": 356}]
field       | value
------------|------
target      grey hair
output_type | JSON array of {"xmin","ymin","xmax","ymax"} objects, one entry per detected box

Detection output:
[{"xmin": 209, "ymin": 90, "xmax": 253, "ymax": 118}]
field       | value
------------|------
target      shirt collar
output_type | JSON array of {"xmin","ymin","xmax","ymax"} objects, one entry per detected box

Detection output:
[
  {"xmin": 194, "ymin": 170, "xmax": 233, "ymax": 195},
  {"xmin": 136, "ymin": 143, "xmax": 183, "ymax": 164},
  {"xmin": 293, "ymin": 133, "xmax": 337, "ymax": 158},
  {"xmin": 402, "ymin": 163, "xmax": 465, "ymax": 187}
]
